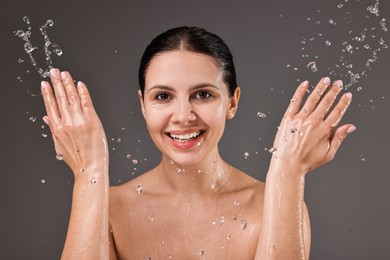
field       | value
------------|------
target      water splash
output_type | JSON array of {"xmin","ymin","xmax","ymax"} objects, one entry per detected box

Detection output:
[
  {"xmin": 14, "ymin": 16, "xmax": 63, "ymax": 78},
  {"xmin": 288, "ymin": 0, "xmax": 388, "ymax": 91}
]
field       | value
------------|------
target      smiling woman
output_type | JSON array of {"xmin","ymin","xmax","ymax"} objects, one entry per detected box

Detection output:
[{"xmin": 40, "ymin": 26, "xmax": 355, "ymax": 259}]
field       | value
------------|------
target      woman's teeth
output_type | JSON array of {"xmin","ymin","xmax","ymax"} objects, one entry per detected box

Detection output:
[{"xmin": 170, "ymin": 131, "xmax": 201, "ymax": 142}]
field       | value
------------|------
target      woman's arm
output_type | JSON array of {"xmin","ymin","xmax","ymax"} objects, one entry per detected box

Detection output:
[
  {"xmin": 41, "ymin": 69, "xmax": 112, "ymax": 259},
  {"xmin": 256, "ymin": 77, "xmax": 355, "ymax": 259}
]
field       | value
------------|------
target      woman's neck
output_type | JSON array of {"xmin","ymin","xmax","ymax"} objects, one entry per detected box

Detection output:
[{"xmin": 157, "ymin": 150, "xmax": 232, "ymax": 195}]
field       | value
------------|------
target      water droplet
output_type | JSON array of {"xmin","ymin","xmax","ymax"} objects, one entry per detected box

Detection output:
[
  {"xmin": 337, "ymin": 3, "xmax": 344, "ymax": 8},
  {"xmin": 257, "ymin": 112, "xmax": 267, "ymax": 118},
  {"xmin": 265, "ymin": 147, "xmax": 277, "ymax": 154},
  {"xmin": 211, "ymin": 220, "xmax": 216, "ymax": 225},
  {"xmin": 286, "ymin": 64, "xmax": 291, "ymax": 68},
  {"xmin": 234, "ymin": 200, "xmax": 240, "ymax": 206},
  {"xmin": 360, "ymin": 154, "xmax": 366, "ymax": 162},
  {"xmin": 244, "ymin": 152, "xmax": 249, "ymax": 158},
  {"xmin": 52, "ymin": 44, "xmax": 63, "ymax": 56},
  {"xmin": 42, "ymin": 133, "xmax": 48, "ymax": 138},
  {"xmin": 240, "ymin": 219, "xmax": 247, "ymax": 230},
  {"xmin": 23, "ymin": 16, "xmax": 30, "ymax": 23},
  {"xmin": 170, "ymin": 160, "xmax": 175, "ymax": 164},
  {"xmin": 357, "ymin": 86, "xmax": 363, "ymax": 92},
  {"xmin": 29, "ymin": 116, "xmax": 37, "ymax": 122},
  {"xmin": 328, "ymin": 19, "xmax": 337, "ymax": 25},
  {"xmin": 24, "ymin": 42, "xmax": 36, "ymax": 53},
  {"xmin": 380, "ymin": 18, "xmax": 388, "ymax": 32},
  {"xmin": 227, "ymin": 234, "xmax": 231, "ymax": 240},
  {"xmin": 220, "ymin": 216, "xmax": 225, "ymax": 225},
  {"xmin": 17, "ymin": 58, "xmax": 24, "ymax": 65},
  {"xmin": 56, "ymin": 153, "xmax": 63, "ymax": 161},
  {"xmin": 199, "ymin": 250, "xmax": 205, "ymax": 256},
  {"xmin": 148, "ymin": 216, "xmax": 154, "ymax": 222},
  {"xmin": 325, "ymin": 40, "xmax": 332, "ymax": 46},
  {"xmin": 136, "ymin": 184, "xmax": 144, "ymax": 194},
  {"xmin": 346, "ymin": 44, "xmax": 354, "ymax": 53},
  {"xmin": 91, "ymin": 177, "xmax": 97, "ymax": 184},
  {"xmin": 306, "ymin": 61, "xmax": 318, "ymax": 72},
  {"xmin": 41, "ymin": 179, "xmax": 46, "ymax": 184},
  {"xmin": 126, "ymin": 154, "xmax": 132, "ymax": 159},
  {"xmin": 132, "ymin": 159, "xmax": 138, "ymax": 164}
]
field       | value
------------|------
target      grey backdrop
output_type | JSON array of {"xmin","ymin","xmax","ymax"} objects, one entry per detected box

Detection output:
[{"xmin": 1, "ymin": 0, "xmax": 389, "ymax": 259}]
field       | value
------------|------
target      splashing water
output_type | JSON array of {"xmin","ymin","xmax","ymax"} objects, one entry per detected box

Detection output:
[
  {"xmin": 287, "ymin": 0, "xmax": 388, "ymax": 91},
  {"xmin": 14, "ymin": 16, "xmax": 63, "ymax": 78}
]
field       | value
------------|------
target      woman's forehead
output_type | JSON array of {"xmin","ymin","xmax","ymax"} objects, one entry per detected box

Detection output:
[{"xmin": 145, "ymin": 50, "xmax": 223, "ymax": 89}]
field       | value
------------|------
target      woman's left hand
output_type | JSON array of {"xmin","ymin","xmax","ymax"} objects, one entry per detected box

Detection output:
[{"xmin": 270, "ymin": 77, "xmax": 355, "ymax": 175}]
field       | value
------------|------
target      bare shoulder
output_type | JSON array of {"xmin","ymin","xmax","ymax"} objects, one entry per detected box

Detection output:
[
  {"xmin": 109, "ymin": 168, "xmax": 157, "ymax": 211},
  {"xmin": 227, "ymin": 166, "xmax": 265, "ymax": 200}
]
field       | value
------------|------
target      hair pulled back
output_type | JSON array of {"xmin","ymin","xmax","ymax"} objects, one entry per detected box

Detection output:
[{"xmin": 138, "ymin": 26, "xmax": 238, "ymax": 97}]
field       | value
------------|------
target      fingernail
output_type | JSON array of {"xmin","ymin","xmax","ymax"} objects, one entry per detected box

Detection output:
[
  {"xmin": 77, "ymin": 81, "xmax": 83, "ymax": 89},
  {"xmin": 42, "ymin": 116, "xmax": 49, "ymax": 125},
  {"xmin": 302, "ymin": 80, "xmax": 309, "ymax": 87},
  {"xmin": 61, "ymin": 71, "xmax": 68, "ymax": 80},
  {"xmin": 335, "ymin": 80, "xmax": 343, "ymax": 89},
  {"xmin": 346, "ymin": 92, "xmax": 352, "ymax": 98},
  {"xmin": 41, "ymin": 81, "xmax": 47, "ymax": 90},
  {"xmin": 347, "ymin": 125, "xmax": 356, "ymax": 134},
  {"xmin": 50, "ymin": 68, "xmax": 59, "ymax": 76},
  {"xmin": 322, "ymin": 77, "xmax": 330, "ymax": 85}
]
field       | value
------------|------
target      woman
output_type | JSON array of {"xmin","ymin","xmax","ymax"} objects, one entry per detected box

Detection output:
[{"xmin": 40, "ymin": 26, "xmax": 355, "ymax": 259}]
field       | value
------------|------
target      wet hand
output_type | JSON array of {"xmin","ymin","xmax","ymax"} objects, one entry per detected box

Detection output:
[
  {"xmin": 271, "ymin": 77, "xmax": 355, "ymax": 174},
  {"xmin": 41, "ymin": 69, "xmax": 108, "ymax": 175}
]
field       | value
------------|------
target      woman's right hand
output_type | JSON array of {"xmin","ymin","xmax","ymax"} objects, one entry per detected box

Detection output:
[{"xmin": 41, "ymin": 68, "xmax": 108, "ymax": 176}]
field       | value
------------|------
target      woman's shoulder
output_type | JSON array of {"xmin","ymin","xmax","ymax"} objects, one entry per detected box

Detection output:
[
  {"xmin": 110, "ymin": 168, "xmax": 155, "ymax": 197},
  {"xmin": 225, "ymin": 165, "xmax": 265, "ymax": 201}
]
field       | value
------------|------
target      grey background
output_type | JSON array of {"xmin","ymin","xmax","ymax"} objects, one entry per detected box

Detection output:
[{"xmin": 1, "ymin": 0, "xmax": 389, "ymax": 259}]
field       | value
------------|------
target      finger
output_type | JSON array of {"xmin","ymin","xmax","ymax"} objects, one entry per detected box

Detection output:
[
  {"xmin": 324, "ymin": 92, "xmax": 352, "ymax": 127},
  {"xmin": 43, "ymin": 115, "xmax": 64, "ymax": 160},
  {"xmin": 311, "ymin": 80, "xmax": 343, "ymax": 120},
  {"xmin": 41, "ymin": 81, "xmax": 61, "ymax": 125},
  {"xmin": 326, "ymin": 124, "xmax": 356, "ymax": 161},
  {"xmin": 284, "ymin": 80, "xmax": 309, "ymax": 116},
  {"xmin": 50, "ymin": 68, "xmax": 72, "ymax": 124},
  {"xmin": 60, "ymin": 71, "xmax": 83, "ymax": 116},
  {"xmin": 77, "ymin": 81, "xmax": 97, "ymax": 119},
  {"xmin": 300, "ymin": 77, "xmax": 331, "ymax": 115}
]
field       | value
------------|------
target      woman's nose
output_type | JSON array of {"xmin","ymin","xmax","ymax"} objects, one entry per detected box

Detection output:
[{"xmin": 171, "ymin": 99, "xmax": 196, "ymax": 125}]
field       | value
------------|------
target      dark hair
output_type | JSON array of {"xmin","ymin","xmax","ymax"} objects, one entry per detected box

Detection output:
[{"xmin": 138, "ymin": 26, "xmax": 238, "ymax": 97}]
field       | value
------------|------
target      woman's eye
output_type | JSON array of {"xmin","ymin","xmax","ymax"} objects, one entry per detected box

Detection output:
[
  {"xmin": 194, "ymin": 91, "xmax": 212, "ymax": 99},
  {"xmin": 155, "ymin": 93, "xmax": 171, "ymax": 101}
]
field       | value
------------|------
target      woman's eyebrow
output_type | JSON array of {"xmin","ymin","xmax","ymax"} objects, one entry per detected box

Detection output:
[
  {"xmin": 147, "ymin": 85, "xmax": 175, "ymax": 94},
  {"xmin": 147, "ymin": 83, "xmax": 220, "ymax": 94}
]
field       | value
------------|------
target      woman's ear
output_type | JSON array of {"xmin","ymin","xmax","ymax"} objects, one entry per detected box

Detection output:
[
  {"xmin": 227, "ymin": 87, "xmax": 241, "ymax": 119},
  {"xmin": 138, "ymin": 90, "xmax": 146, "ymax": 118}
]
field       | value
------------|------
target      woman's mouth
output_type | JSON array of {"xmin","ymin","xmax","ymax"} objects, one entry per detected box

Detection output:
[
  {"xmin": 166, "ymin": 130, "xmax": 205, "ymax": 149},
  {"xmin": 169, "ymin": 131, "xmax": 203, "ymax": 142}
]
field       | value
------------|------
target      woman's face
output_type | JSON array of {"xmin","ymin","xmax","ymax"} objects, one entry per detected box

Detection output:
[{"xmin": 139, "ymin": 50, "xmax": 240, "ymax": 167}]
